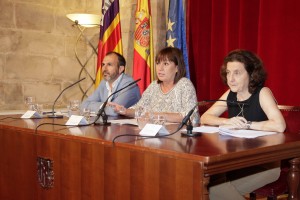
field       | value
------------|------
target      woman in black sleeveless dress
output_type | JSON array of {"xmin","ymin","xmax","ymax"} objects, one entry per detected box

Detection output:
[{"xmin": 201, "ymin": 49, "xmax": 286, "ymax": 200}]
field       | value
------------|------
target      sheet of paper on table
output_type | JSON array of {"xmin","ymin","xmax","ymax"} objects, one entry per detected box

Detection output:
[{"xmin": 184, "ymin": 125, "xmax": 278, "ymax": 138}]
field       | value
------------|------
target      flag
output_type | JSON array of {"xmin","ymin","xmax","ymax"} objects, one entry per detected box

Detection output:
[
  {"xmin": 95, "ymin": 0, "xmax": 123, "ymax": 87},
  {"xmin": 166, "ymin": 0, "xmax": 190, "ymax": 78},
  {"xmin": 132, "ymin": 0, "xmax": 154, "ymax": 94}
]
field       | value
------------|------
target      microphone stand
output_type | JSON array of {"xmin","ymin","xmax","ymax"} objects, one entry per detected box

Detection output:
[
  {"xmin": 48, "ymin": 77, "xmax": 86, "ymax": 118},
  {"xmin": 92, "ymin": 78, "xmax": 141, "ymax": 126},
  {"xmin": 181, "ymin": 99, "xmax": 249, "ymax": 137},
  {"xmin": 94, "ymin": 101, "xmax": 110, "ymax": 125},
  {"xmin": 186, "ymin": 119, "xmax": 194, "ymax": 135},
  {"xmin": 178, "ymin": 104, "xmax": 201, "ymax": 137},
  {"xmin": 181, "ymin": 118, "xmax": 201, "ymax": 137}
]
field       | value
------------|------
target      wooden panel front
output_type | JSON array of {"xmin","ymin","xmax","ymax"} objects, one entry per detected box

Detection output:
[
  {"xmin": 2, "ymin": 116, "xmax": 300, "ymax": 199},
  {"xmin": 0, "ymin": 128, "xmax": 37, "ymax": 200},
  {"xmin": 36, "ymin": 134, "xmax": 204, "ymax": 200}
]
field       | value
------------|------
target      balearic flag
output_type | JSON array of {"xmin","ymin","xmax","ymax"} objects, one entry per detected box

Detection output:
[
  {"xmin": 132, "ymin": 0, "xmax": 154, "ymax": 94},
  {"xmin": 95, "ymin": 0, "xmax": 123, "ymax": 87},
  {"xmin": 166, "ymin": 0, "xmax": 190, "ymax": 78}
]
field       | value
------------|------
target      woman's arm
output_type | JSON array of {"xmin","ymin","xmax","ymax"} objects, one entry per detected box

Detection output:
[
  {"xmin": 107, "ymin": 103, "xmax": 135, "ymax": 118},
  {"xmin": 200, "ymin": 90, "xmax": 248, "ymax": 128},
  {"xmin": 250, "ymin": 87, "xmax": 286, "ymax": 132},
  {"xmin": 200, "ymin": 90, "xmax": 231, "ymax": 126},
  {"xmin": 201, "ymin": 88, "xmax": 286, "ymax": 132},
  {"xmin": 176, "ymin": 78, "xmax": 200, "ymax": 124},
  {"xmin": 155, "ymin": 112, "xmax": 183, "ymax": 123},
  {"xmin": 111, "ymin": 104, "xmax": 183, "ymax": 123}
]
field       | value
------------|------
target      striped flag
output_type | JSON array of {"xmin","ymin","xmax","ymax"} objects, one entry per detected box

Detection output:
[
  {"xmin": 95, "ymin": 0, "xmax": 123, "ymax": 87},
  {"xmin": 166, "ymin": 0, "xmax": 190, "ymax": 78},
  {"xmin": 132, "ymin": 0, "xmax": 154, "ymax": 94}
]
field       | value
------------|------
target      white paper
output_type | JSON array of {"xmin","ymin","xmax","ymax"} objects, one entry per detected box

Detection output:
[
  {"xmin": 109, "ymin": 118, "xmax": 138, "ymax": 126},
  {"xmin": 186, "ymin": 125, "xmax": 219, "ymax": 133},
  {"xmin": 66, "ymin": 115, "xmax": 88, "ymax": 125},
  {"xmin": 183, "ymin": 125, "xmax": 278, "ymax": 138},
  {"xmin": 219, "ymin": 128, "xmax": 278, "ymax": 138},
  {"xmin": 21, "ymin": 110, "xmax": 42, "ymax": 119},
  {"xmin": 139, "ymin": 124, "xmax": 170, "ymax": 136}
]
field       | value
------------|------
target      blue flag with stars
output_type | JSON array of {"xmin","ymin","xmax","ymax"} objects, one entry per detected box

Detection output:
[{"xmin": 166, "ymin": 0, "xmax": 190, "ymax": 78}]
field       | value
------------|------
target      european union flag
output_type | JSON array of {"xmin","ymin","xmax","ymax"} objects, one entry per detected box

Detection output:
[{"xmin": 166, "ymin": 0, "xmax": 190, "ymax": 78}]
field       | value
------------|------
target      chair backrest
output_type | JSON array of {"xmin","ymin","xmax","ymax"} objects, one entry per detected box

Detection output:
[
  {"xmin": 198, "ymin": 101, "xmax": 228, "ymax": 118},
  {"xmin": 198, "ymin": 102, "xmax": 214, "ymax": 116},
  {"xmin": 278, "ymin": 105, "xmax": 300, "ymax": 133}
]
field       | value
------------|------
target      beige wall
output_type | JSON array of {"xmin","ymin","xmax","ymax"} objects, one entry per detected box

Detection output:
[{"xmin": 0, "ymin": 0, "xmax": 167, "ymax": 111}]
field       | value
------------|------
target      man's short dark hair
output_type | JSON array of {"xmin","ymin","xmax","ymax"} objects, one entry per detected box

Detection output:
[{"xmin": 106, "ymin": 52, "xmax": 126, "ymax": 68}]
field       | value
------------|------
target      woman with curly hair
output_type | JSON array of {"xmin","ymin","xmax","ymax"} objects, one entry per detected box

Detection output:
[
  {"xmin": 201, "ymin": 49, "xmax": 285, "ymax": 132},
  {"xmin": 201, "ymin": 49, "xmax": 286, "ymax": 200}
]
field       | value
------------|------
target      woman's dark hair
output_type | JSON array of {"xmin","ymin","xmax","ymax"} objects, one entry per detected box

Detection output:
[
  {"xmin": 156, "ymin": 47, "xmax": 186, "ymax": 84},
  {"xmin": 106, "ymin": 52, "xmax": 126, "ymax": 72},
  {"xmin": 220, "ymin": 49, "xmax": 267, "ymax": 93}
]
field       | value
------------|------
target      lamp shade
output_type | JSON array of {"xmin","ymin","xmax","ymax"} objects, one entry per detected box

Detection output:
[{"xmin": 66, "ymin": 13, "xmax": 101, "ymax": 28}]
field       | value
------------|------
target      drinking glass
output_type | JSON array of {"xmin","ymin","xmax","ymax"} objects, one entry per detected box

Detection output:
[
  {"xmin": 135, "ymin": 106, "xmax": 145, "ymax": 118},
  {"xmin": 151, "ymin": 114, "xmax": 165, "ymax": 126},
  {"xmin": 135, "ymin": 106, "xmax": 151, "ymax": 129},
  {"xmin": 35, "ymin": 103, "xmax": 44, "ymax": 115},
  {"xmin": 24, "ymin": 96, "xmax": 36, "ymax": 110},
  {"xmin": 137, "ymin": 116, "xmax": 151, "ymax": 129},
  {"xmin": 68, "ymin": 100, "xmax": 81, "ymax": 116},
  {"xmin": 81, "ymin": 108, "xmax": 91, "ymax": 122},
  {"xmin": 32, "ymin": 104, "xmax": 44, "ymax": 115}
]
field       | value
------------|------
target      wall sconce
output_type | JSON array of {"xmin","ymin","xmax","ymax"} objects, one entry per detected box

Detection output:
[
  {"xmin": 66, "ymin": 13, "xmax": 101, "ymax": 28},
  {"xmin": 66, "ymin": 13, "xmax": 101, "ymax": 100}
]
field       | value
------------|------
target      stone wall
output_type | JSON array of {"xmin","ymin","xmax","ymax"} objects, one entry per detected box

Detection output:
[{"xmin": 0, "ymin": 0, "xmax": 167, "ymax": 111}]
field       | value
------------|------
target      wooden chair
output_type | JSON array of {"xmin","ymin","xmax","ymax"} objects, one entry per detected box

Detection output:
[
  {"xmin": 198, "ymin": 101, "xmax": 214, "ymax": 116},
  {"xmin": 198, "ymin": 101, "xmax": 228, "ymax": 117},
  {"xmin": 250, "ymin": 105, "xmax": 300, "ymax": 200},
  {"xmin": 277, "ymin": 105, "xmax": 300, "ymax": 133}
]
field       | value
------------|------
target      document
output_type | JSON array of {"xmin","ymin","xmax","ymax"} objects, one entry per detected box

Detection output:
[
  {"xmin": 219, "ymin": 127, "xmax": 278, "ymax": 138},
  {"xmin": 109, "ymin": 118, "xmax": 138, "ymax": 126},
  {"xmin": 184, "ymin": 125, "xmax": 278, "ymax": 138},
  {"xmin": 191, "ymin": 126, "xmax": 219, "ymax": 133}
]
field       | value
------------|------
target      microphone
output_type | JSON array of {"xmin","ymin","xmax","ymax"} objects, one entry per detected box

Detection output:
[
  {"xmin": 200, "ymin": 99, "xmax": 249, "ymax": 106},
  {"xmin": 179, "ymin": 99, "xmax": 249, "ymax": 137},
  {"xmin": 179, "ymin": 104, "xmax": 201, "ymax": 137},
  {"xmin": 48, "ymin": 77, "xmax": 86, "ymax": 118},
  {"xmin": 93, "ymin": 78, "xmax": 141, "ymax": 125},
  {"xmin": 179, "ymin": 104, "xmax": 198, "ymax": 130}
]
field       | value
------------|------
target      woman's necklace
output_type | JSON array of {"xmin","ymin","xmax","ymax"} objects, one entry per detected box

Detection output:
[
  {"xmin": 236, "ymin": 93, "xmax": 250, "ymax": 117},
  {"xmin": 236, "ymin": 103, "xmax": 245, "ymax": 117}
]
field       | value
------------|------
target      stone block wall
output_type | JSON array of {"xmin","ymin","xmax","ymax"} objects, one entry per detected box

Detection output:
[{"xmin": 0, "ymin": 0, "xmax": 167, "ymax": 111}]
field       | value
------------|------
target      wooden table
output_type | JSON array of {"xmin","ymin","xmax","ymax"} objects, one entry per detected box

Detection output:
[{"xmin": 0, "ymin": 116, "xmax": 299, "ymax": 200}]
